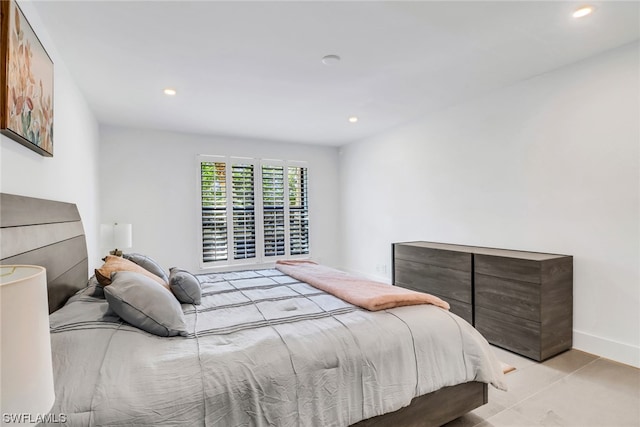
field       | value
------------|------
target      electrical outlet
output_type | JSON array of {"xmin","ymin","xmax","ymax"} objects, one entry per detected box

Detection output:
[{"xmin": 376, "ymin": 264, "xmax": 389, "ymax": 275}]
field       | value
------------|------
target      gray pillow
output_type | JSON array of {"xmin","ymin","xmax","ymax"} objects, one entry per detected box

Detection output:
[
  {"xmin": 105, "ymin": 271, "xmax": 187, "ymax": 337},
  {"xmin": 123, "ymin": 253, "xmax": 169, "ymax": 283},
  {"xmin": 84, "ymin": 275, "xmax": 105, "ymax": 299},
  {"xmin": 169, "ymin": 268, "xmax": 202, "ymax": 305}
]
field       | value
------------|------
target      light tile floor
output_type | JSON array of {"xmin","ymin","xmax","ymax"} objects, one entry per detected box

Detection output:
[{"xmin": 444, "ymin": 347, "xmax": 640, "ymax": 427}]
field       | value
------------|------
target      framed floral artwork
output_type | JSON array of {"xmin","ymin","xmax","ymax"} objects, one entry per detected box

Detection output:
[{"xmin": 1, "ymin": 0, "xmax": 54, "ymax": 157}]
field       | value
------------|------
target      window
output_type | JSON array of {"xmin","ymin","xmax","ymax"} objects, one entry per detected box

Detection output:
[
  {"xmin": 199, "ymin": 156, "xmax": 309, "ymax": 267},
  {"xmin": 262, "ymin": 165, "xmax": 285, "ymax": 257},
  {"xmin": 231, "ymin": 163, "xmax": 256, "ymax": 260},
  {"xmin": 288, "ymin": 166, "xmax": 309, "ymax": 255},
  {"xmin": 200, "ymin": 160, "xmax": 227, "ymax": 262}
]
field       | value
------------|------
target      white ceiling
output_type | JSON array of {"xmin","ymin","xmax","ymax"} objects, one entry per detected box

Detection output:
[{"xmin": 31, "ymin": 1, "xmax": 640, "ymax": 146}]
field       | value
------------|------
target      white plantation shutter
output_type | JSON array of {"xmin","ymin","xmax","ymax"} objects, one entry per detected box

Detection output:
[
  {"xmin": 231, "ymin": 164, "xmax": 256, "ymax": 260},
  {"xmin": 200, "ymin": 161, "xmax": 228, "ymax": 262},
  {"xmin": 288, "ymin": 166, "xmax": 309, "ymax": 255},
  {"xmin": 199, "ymin": 156, "xmax": 309, "ymax": 267},
  {"xmin": 262, "ymin": 165, "xmax": 285, "ymax": 257}
]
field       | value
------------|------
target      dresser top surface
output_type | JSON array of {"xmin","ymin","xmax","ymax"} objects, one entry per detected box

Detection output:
[{"xmin": 395, "ymin": 241, "xmax": 570, "ymax": 261}]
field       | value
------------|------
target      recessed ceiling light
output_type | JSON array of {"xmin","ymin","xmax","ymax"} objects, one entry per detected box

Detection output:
[
  {"xmin": 322, "ymin": 54, "xmax": 341, "ymax": 66},
  {"xmin": 348, "ymin": 116, "xmax": 358, "ymax": 123},
  {"xmin": 572, "ymin": 6, "xmax": 594, "ymax": 18},
  {"xmin": 163, "ymin": 88, "xmax": 177, "ymax": 96}
]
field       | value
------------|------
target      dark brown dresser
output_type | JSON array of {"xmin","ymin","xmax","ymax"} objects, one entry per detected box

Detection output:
[{"xmin": 392, "ymin": 241, "xmax": 573, "ymax": 361}]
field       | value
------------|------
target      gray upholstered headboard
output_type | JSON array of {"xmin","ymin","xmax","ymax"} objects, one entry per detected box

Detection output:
[{"xmin": 0, "ymin": 193, "xmax": 89, "ymax": 313}]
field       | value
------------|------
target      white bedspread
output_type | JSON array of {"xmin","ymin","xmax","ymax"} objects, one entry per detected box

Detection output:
[{"xmin": 47, "ymin": 268, "xmax": 506, "ymax": 426}]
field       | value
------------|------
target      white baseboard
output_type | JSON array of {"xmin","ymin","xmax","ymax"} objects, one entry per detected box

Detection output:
[{"xmin": 573, "ymin": 330, "xmax": 640, "ymax": 368}]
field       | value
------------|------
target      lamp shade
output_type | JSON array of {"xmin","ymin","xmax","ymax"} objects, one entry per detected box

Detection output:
[
  {"xmin": 113, "ymin": 223, "xmax": 133, "ymax": 249},
  {"xmin": 100, "ymin": 223, "xmax": 133, "ymax": 250},
  {"xmin": 0, "ymin": 265, "xmax": 55, "ymax": 419}
]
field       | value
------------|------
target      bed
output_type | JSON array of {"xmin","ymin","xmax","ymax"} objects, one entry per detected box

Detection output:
[{"xmin": 0, "ymin": 193, "xmax": 506, "ymax": 427}]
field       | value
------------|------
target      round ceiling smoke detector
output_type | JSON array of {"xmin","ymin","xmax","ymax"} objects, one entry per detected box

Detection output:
[{"xmin": 322, "ymin": 54, "xmax": 341, "ymax": 66}]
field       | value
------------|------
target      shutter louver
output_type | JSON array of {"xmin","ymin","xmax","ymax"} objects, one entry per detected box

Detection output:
[
  {"xmin": 232, "ymin": 164, "xmax": 256, "ymax": 260},
  {"xmin": 262, "ymin": 165, "xmax": 285, "ymax": 257},
  {"xmin": 288, "ymin": 166, "xmax": 309, "ymax": 255},
  {"xmin": 201, "ymin": 161, "xmax": 228, "ymax": 262}
]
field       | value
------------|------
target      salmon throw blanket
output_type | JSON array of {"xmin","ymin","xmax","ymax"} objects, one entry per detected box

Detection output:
[{"xmin": 275, "ymin": 260, "xmax": 450, "ymax": 311}]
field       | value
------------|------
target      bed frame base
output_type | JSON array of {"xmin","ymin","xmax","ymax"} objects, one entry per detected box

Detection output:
[
  {"xmin": 352, "ymin": 381, "xmax": 488, "ymax": 427},
  {"xmin": 0, "ymin": 193, "xmax": 490, "ymax": 426}
]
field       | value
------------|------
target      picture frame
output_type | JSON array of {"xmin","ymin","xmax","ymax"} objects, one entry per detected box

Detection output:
[{"xmin": 0, "ymin": 0, "xmax": 54, "ymax": 157}]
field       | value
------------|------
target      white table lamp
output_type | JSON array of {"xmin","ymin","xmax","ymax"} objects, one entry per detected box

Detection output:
[
  {"xmin": 100, "ymin": 223, "xmax": 133, "ymax": 256},
  {"xmin": 0, "ymin": 265, "xmax": 55, "ymax": 421}
]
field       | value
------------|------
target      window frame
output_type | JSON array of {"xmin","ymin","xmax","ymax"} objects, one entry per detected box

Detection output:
[{"xmin": 198, "ymin": 155, "xmax": 310, "ymax": 270}]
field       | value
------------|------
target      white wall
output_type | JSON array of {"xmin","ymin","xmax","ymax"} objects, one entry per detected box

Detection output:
[
  {"xmin": 99, "ymin": 126, "xmax": 341, "ymax": 273},
  {"xmin": 339, "ymin": 42, "xmax": 640, "ymax": 367},
  {"xmin": 0, "ymin": 1, "xmax": 101, "ymax": 270}
]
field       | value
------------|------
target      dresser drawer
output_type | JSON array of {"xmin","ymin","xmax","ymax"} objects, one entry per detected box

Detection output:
[
  {"xmin": 444, "ymin": 296, "xmax": 472, "ymax": 325},
  {"xmin": 475, "ymin": 255, "xmax": 541, "ymax": 284},
  {"xmin": 475, "ymin": 307, "xmax": 541, "ymax": 361},
  {"xmin": 475, "ymin": 274, "xmax": 541, "ymax": 322},
  {"xmin": 394, "ymin": 258, "xmax": 471, "ymax": 304},
  {"xmin": 394, "ymin": 244, "xmax": 471, "ymax": 272}
]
